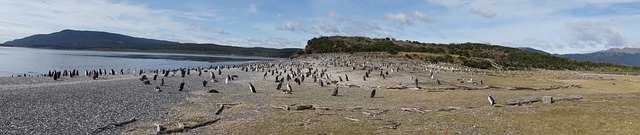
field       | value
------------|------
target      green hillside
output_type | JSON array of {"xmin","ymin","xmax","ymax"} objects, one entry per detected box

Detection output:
[{"xmin": 302, "ymin": 36, "xmax": 640, "ymax": 72}]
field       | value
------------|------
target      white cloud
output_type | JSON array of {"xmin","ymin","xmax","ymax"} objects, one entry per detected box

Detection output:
[
  {"xmin": 411, "ymin": 11, "xmax": 438, "ymax": 23},
  {"xmin": 0, "ymin": 0, "xmax": 226, "ymax": 44},
  {"xmin": 384, "ymin": 12, "xmax": 413, "ymax": 26},
  {"xmin": 318, "ymin": 21, "xmax": 340, "ymax": 33},
  {"xmin": 470, "ymin": 7, "xmax": 496, "ymax": 18},
  {"xmin": 212, "ymin": 28, "xmax": 230, "ymax": 35},
  {"xmin": 565, "ymin": 20, "xmax": 627, "ymax": 49},
  {"xmin": 223, "ymin": 37, "xmax": 304, "ymax": 48},
  {"xmin": 274, "ymin": 21, "xmax": 319, "ymax": 34}
]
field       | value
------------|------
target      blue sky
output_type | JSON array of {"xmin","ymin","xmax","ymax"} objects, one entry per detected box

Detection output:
[{"xmin": 1, "ymin": 0, "xmax": 639, "ymax": 54}]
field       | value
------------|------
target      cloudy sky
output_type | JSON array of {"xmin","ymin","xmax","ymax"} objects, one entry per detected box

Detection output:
[{"xmin": 1, "ymin": 0, "xmax": 639, "ymax": 54}]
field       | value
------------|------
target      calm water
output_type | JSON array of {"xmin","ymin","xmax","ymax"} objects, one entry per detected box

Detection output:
[{"xmin": 0, "ymin": 47, "xmax": 281, "ymax": 77}]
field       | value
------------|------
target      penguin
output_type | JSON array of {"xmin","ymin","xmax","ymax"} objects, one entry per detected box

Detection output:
[
  {"xmin": 155, "ymin": 124, "xmax": 166, "ymax": 133},
  {"xmin": 488, "ymin": 93, "xmax": 496, "ymax": 106},
  {"xmin": 345, "ymin": 74, "xmax": 349, "ymax": 81},
  {"xmin": 276, "ymin": 81, "xmax": 283, "ymax": 90},
  {"xmin": 155, "ymin": 86, "xmax": 161, "ymax": 92},
  {"xmin": 294, "ymin": 78, "xmax": 301, "ymax": 85},
  {"xmin": 208, "ymin": 89, "xmax": 219, "ymax": 93},
  {"xmin": 160, "ymin": 78, "xmax": 165, "ymax": 86},
  {"xmin": 249, "ymin": 83, "xmax": 256, "ymax": 93},
  {"xmin": 331, "ymin": 85, "xmax": 339, "ymax": 96},
  {"xmin": 203, "ymin": 80, "xmax": 208, "ymax": 87},
  {"xmin": 370, "ymin": 88, "xmax": 376, "ymax": 98},
  {"xmin": 178, "ymin": 82, "xmax": 185, "ymax": 91},
  {"xmin": 286, "ymin": 83, "xmax": 293, "ymax": 92},
  {"xmin": 263, "ymin": 72, "xmax": 268, "ymax": 79},
  {"xmin": 143, "ymin": 80, "xmax": 151, "ymax": 85}
]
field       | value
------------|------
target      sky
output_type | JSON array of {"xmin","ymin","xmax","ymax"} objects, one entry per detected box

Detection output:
[{"xmin": 1, "ymin": 0, "xmax": 639, "ymax": 54}]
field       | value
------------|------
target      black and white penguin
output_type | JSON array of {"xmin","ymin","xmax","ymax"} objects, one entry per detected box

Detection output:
[
  {"xmin": 370, "ymin": 88, "xmax": 376, "ymax": 98},
  {"xmin": 178, "ymin": 82, "xmax": 185, "ymax": 91},
  {"xmin": 249, "ymin": 83, "xmax": 256, "ymax": 93},
  {"xmin": 488, "ymin": 93, "xmax": 496, "ymax": 106}
]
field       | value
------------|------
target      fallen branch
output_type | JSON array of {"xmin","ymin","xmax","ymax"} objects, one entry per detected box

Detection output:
[
  {"xmin": 292, "ymin": 105, "xmax": 315, "ymax": 110},
  {"xmin": 386, "ymin": 85, "xmax": 408, "ymax": 89},
  {"xmin": 93, "ymin": 117, "xmax": 137, "ymax": 133},
  {"xmin": 506, "ymin": 95, "xmax": 582, "ymax": 105},
  {"xmin": 400, "ymin": 108, "xmax": 428, "ymax": 113},
  {"xmin": 437, "ymin": 107, "xmax": 460, "ymax": 112},
  {"xmin": 552, "ymin": 95, "xmax": 583, "ymax": 102},
  {"xmin": 271, "ymin": 104, "xmax": 315, "ymax": 111},
  {"xmin": 158, "ymin": 118, "xmax": 221, "ymax": 134},
  {"xmin": 344, "ymin": 117, "xmax": 360, "ymax": 122},
  {"xmin": 271, "ymin": 106, "xmax": 290, "ymax": 111},
  {"xmin": 216, "ymin": 103, "xmax": 241, "ymax": 106},
  {"xmin": 505, "ymin": 97, "xmax": 541, "ymax": 105}
]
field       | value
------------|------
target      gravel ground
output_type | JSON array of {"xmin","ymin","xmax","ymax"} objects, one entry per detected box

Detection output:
[
  {"xmin": 0, "ymin": 53, "xmax": 479, "ymax": 134},
  {"xmin": 0, "ymin": 73, "xmax": 202, "ymax": 134}
]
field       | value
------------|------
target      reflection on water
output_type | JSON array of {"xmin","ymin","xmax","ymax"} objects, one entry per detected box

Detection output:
[{"xmin": 0, "ymin": 47, "xmax": 280, "ymax": 77}]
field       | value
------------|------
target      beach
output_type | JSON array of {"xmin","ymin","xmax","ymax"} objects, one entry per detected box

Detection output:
[{"xmin": 2, "ymin": 53, "xmax": 640, "ymax": 134}]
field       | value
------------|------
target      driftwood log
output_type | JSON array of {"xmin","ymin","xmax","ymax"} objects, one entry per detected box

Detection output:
[
  {"xmin": 157, "ymin": 118, "xmax": 221, "ymax": 134},
  {"xmin": 418, "ymin": 84, "xmax": 583, "ymax": 91},
  {"xmin": 400, "ymin": 108, "xmax": 429, "ymax": 113},
  {"xmin": 93, "ymin": 117, "xmax": 137, "ymax": 133},
  {"xmin": 506, "ymin": 95, "xmax": 582, "ymax": 105},
  {"xmin": 271, "ymin": 104, "xmax": 315, "ymax": 111}
]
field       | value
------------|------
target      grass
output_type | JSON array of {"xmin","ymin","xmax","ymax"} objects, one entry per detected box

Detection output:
[{"xmin": 134, "ymin": 52, "xmax": 640, "ymax": 134}]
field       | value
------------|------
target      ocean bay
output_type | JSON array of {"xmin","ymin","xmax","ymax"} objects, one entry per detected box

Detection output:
[{"xmin": 0, "ymin": 46, "xmax": 280, "ymax": 77}]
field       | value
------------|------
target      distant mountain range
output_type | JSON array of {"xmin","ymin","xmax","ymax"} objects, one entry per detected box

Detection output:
[
  {"xmin": 558, "ymin": 48, "xmax": 640, "ymax": 66},
  {"xmin": 514, "ymin": 47, "xmax": 640, "ymax": 66},
  {"xmin": 3, "ymin": 30, "xmax": 301, "ymax": 58}
]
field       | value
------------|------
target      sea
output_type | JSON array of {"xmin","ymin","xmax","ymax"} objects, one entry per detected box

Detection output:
[{"xmin": 0, "ymin": 46, "xmax": 282, "ymax": 77}]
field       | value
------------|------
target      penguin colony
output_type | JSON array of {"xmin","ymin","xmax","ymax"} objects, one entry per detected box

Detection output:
[{"xmin": 20, "ymin": 53, "xmax": 496, "ymax": 107}]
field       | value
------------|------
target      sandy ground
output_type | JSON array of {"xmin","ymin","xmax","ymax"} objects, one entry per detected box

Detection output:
[{"xmin": 2, "ymin": 53, "xmax": 640, "ymax": 134}]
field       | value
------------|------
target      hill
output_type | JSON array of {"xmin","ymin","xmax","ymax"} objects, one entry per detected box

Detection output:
[
  {"xmin": 4, "ymin": 30, "xmax": 301, "ymax": 58},
  {"xmin": 559, "ymin": 48, "xmax": 640, "ymax": 66},
  {"xmin": 518, "ymin": 47, "xmax": 551, "ymax": 55},
  {"xmin": 302, "ymin": 36, "xmax": 640, "ymax": 72}
]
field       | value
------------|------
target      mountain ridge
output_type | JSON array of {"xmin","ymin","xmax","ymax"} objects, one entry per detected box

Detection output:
[
  {"xmin": 559, "ymin": 47, "xmax": 640, "ymax": 66},
  {"xmin": 3, "ymin": 30, "xmax": 301, "ymax": 58}
]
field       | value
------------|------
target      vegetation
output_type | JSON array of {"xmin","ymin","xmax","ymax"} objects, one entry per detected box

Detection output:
[{"xmin": 303, "ymin": 36, "xmax": 640, "ymax": 72}]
